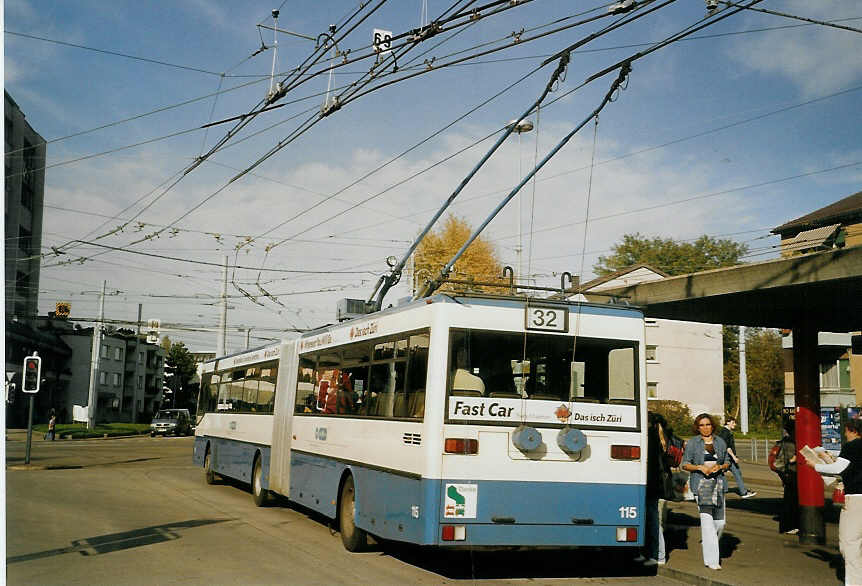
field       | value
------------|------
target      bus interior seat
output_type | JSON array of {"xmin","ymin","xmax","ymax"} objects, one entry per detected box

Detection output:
[
  {"xmin": 488, "ymin": 392, "xmax": 521, "ymax": 398},
  {"xmin": 529, "ymin": 394, "xmax": 558, "ymax": 401},
  {"xmin": 408, "ymin": 390, "xmax": 425, "ymax": 418},
  {"xmin": 607, "ymin": 398, "xmax": 635, "ymax": 405},
  {"xmin": 570, "ymin": 396, "xmax": 600, "ymax": 403},
  {"xmin": 451, "ymin": 389, "xmax": 483, "ymax": 397},
  {"xmin": 393, "ymin": 393, "xmax": 408, "ymax": 418}
]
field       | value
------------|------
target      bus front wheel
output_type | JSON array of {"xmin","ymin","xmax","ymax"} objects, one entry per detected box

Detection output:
[
  {"xmin": 252, "ymin": 456, "xmax": 269, "ymax": 507},
  {"xmin": 339, "ymin": 475, "xmax": 367, "ymax": 552}
]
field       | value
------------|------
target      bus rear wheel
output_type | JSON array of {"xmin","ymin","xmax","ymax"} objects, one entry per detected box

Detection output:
[
  {"xmin": 204, "ymin": 448, "xmax": 217, "ymax": 485},
  {"xmin": 339, "ymin": 475, "xmax": 367, "ymax": 552},
  {"xmin": 252, "ymin": 456, "xmax": 269, "ymax": 507}
]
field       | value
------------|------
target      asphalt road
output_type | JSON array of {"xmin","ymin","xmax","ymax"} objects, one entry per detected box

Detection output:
[{"xmin": 5, "ymin": 434, "xmax": 686, "ymax": 586}]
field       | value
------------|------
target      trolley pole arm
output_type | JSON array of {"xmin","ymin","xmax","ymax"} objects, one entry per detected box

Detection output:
[
  {"xmin": 415, "ymin": 61, "xmax": 632, "ymax": 300},
  {"xmin": 369, "ymin": 53, "xmax": 571, "ymax": 311}
]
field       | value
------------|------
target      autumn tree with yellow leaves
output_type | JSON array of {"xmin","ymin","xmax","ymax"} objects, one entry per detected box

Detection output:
[{"xmin": 414, "ymin": 215, "xmax": 508, "ymax": 295}]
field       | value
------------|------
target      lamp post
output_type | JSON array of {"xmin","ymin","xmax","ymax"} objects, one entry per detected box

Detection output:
[{"xmin": 507, "ymin": 119, "xmax": 534, "ymax": 288}]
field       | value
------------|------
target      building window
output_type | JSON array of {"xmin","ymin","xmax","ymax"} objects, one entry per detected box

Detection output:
[
  {"xmin": 647, "ymin": 382, "xmax": 658, "ymax": 398},
  {"xmin": 18, "ymin": 225, "xmax": 32, "ymax": 254},
  {"xmin": 645, "ymin": 345, "xmax": 658, "ymax": 362},
  {"xmin": 112, "ymin": 373, "xmax": 120, "ymax": 386},
  {"xmin": 99, "ymin": 372, "xmax": 107, "ymax": 385},
  {"xmin": 138, "ymin": 351, "xmax": 144, "ymax": 365},
  {"xmin": 137, "ymin": 375, "xmax": 143, "ymax": 390},
  {"xmin": 101, "ymin": 345, "xmax": 109, "ymax": 358},
  {"xmin": 114, "ymin": 347, "xmax": 122, "ymax": 360},
  {"xmin": 21, "ymin": 182, "xmax": 34, "ymax": 211}
]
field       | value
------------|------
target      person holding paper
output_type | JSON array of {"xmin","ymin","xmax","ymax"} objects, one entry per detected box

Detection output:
[{"xmin": 802, "ymin": 418, "xmax": 862, "ymax": 586}]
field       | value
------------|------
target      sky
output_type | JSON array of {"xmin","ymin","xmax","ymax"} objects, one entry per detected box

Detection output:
[{"xmin": 4, "ymin": 0, "xmax": 861, "ymax": 353}]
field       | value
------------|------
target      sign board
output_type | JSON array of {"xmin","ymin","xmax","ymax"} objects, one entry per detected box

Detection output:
[
  {"xmin": 73, "ymin": 405, "xmax": 89, "ymax": 423},
  {"xmin": 373, "ymin": 28, "xmax": 392, "ymax": 54},
  {"xmin": 55, "ymin": 301, "xmax": 71, "ymax": 318},
  {"xmin": 147, "ymin": 318, "xmax": 161, "ymax": 344}
]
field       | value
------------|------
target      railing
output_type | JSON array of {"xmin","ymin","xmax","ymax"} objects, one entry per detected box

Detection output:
[{"xmin": 735, "ymin": 438, "xmax": 777, "ymax": 463}]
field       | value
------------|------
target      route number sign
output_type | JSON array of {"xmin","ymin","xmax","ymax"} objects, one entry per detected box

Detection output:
[
  {"xmin": 525, "ymin": 306, "xmax": 568, "ymax": 333},
  {"xmin": 373, "ymin": 29, "xmax": 392, "ymax": 54}
]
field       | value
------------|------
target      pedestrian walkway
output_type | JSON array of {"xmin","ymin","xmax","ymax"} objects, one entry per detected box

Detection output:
[{"xmin": 655, "ymin": 461, "xmax": 844, "ymax": 586}]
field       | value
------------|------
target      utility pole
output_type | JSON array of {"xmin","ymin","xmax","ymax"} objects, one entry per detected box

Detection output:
[
  {"xmin": 739, "ymin": 325, "xmax": 749, "ymax": 434},
  {"xmin": 217, "ymin": 256, "xmax": 228, "ymax": 356},
  {"xmin": 245, "ymin": 328, "xmax": 252, "ymax": 349},
  {"xmin": 87, "ymin": 280, "xmax": 106, "ymax": 429}
]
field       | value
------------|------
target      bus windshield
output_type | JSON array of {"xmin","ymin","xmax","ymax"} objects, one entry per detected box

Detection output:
[{"xmin": 449, "ymin": 329, "xmax": 637, "ymax": 404}]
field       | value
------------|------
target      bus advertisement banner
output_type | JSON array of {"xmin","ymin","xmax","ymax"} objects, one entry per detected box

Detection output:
[{"xmin": 448, "ymin": 396, "xmax": 637, "ymax": 427}]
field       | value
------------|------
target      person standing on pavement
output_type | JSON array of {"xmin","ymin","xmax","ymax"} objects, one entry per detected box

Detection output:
[
  {"xmin": 802, "ymin": 418, "xmax": 862, "ymax": 586},
  {"xmin": 635, "ymin": 412, "xmax": 674, "ymax": 567},
  {"xmin": 46, "ymin": 411, "xmax": 56, "ymax": 441},
  {"xmin": 681, "ymin": 413, "xmax": 731, "ymax": 571},
  {"xmin": 777, "ymin": 421, "xmax": 799, "ymax": 534},
  {"xmin": 716, "ymin": 416, "xmax": 756, "ymax": 498}
]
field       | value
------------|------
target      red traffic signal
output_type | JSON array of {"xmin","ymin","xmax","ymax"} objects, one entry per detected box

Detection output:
[{"xmin": 22, "ymin": 355, "xmax": 41, "ymax": 393}]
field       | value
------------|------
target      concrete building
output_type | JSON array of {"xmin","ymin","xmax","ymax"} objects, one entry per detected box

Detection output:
[
  {"xmin": 34, "ymin": 316, "xmax": 167, "ymax": 423},
  {"xmin": 773, "ymin": 192, "xmax": 862, "ymax": 408},
  {"xmin": 577, "ymin": 264, "xmax": 725, "ymax": 417},
  {"xmin": 4, "ymin": 91, "xmax": 46, "ymax": 322}
]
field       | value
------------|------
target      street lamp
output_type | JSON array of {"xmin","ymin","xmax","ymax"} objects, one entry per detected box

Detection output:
[{"xmin": 506, "ymin": 119, "xmax": 534, "ymax": 288}]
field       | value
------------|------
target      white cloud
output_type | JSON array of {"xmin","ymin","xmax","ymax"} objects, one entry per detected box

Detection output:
[{"xmin": 725, "ymin": 1, "xmax": 862, "ymax": 96}]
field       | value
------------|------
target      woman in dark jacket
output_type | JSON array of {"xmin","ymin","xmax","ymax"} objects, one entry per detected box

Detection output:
[{"xmin": 681, "ymin": 413, "xmax": 730, "ymax": 570}]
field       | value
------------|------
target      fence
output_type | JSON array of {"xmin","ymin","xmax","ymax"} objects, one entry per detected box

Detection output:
[{"xmin": 736, "ymin": 438, "xmax": 776, "ymax": 463}]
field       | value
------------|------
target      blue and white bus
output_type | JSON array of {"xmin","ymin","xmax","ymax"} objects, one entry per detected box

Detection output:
[{"xmin": 194, "ymin": 293, "xmax": 647, "ymax": 550}]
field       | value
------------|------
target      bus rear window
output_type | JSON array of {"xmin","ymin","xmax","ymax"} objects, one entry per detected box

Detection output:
[{"xmin": 449, "ymin": 330, "xmax": 638, "ymax": 405}]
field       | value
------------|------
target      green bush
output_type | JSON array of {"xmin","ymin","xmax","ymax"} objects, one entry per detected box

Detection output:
[
  {"xmin": 33, "ymin": 423, "xmax": 152, "ymax": 439},
  {"xmin": 648, "ymin": 400, "xmax": 692, "ymax": 437}
]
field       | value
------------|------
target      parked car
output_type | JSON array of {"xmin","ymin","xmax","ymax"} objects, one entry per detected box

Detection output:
[{"xmin": 150, "ymin": 409, "xmax": 192, "ymax": 437}]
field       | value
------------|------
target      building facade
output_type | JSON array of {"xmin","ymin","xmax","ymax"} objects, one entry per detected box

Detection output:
[
  {"xmin": 577, "ymin": 264, "xmax": 726, "ymax": 418},
  {"xmin": 773, "ymin": 192, "xmax": 862, "ymax": 408},
  {"xmin": 4, "ymin": 91, "xmax": 46, "ymax": 322}
]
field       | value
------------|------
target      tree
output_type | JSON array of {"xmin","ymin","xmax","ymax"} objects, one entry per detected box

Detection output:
[
  {"xmin": 744, "ymin": 329, "xmax": 785, "ymax": 426},
  {"xmin": 164, "ymin": 341, "xmax": 197, "ymax": 410},
  {"xmin": 594, "ymin": 233, "xmax": 748, "ymax": 277},
  {"xmin": 414, "ymin": 215, "xmax": 507, "ymax": 294}
]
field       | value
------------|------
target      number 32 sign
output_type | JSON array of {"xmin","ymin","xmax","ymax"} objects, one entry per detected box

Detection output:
[{"xmin": 525, "ymin": 305, "xmax": 568, "ymax": 332}]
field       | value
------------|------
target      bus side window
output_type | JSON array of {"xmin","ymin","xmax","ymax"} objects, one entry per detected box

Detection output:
[
  {"xmin": 243, "ymin": 367, "xmax": 260, "ymax": 412},
  {"xmin": 405, "ymin": 333, "xmax": 429, "ymax": 419},
  {"xmin": 294, "ymin": 357, "xmax": 316, "ymax": 414}
]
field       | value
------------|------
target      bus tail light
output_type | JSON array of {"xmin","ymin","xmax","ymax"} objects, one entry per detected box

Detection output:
[
  {"xmin": 442, "ymin": 525, "xmax": 466, "ymax": 541},
  {"xmin": 610, "ymin": 445, "xmax": 641, "ymax": 460},
  {"xmin": 444, "ymin": 438, "xmax": 478, "ymax": 454},
  {"xmin": 616, "ymin": 527, "xmax": 638, "ymax": 542}
]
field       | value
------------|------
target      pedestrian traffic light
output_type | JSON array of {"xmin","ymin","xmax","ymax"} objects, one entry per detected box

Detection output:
[
  {"xmin": 22, "ymin": 355, "xmax": 41, "ymax": 393},
  {"xmin": 6, "ymin": 383, "xmax": 15, "ymax": 404}
]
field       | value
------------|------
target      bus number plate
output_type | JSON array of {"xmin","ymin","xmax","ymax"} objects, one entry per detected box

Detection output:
[{"xmin": 525, "ymin": 306, "xmax": 568, "ymax": 332}]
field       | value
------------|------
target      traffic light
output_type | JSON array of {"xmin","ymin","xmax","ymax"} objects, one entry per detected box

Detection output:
[
  {"xmin": 6, "ymin": 383, "xmax": 15, "ymax": 404},
  {"xmin": 22, "ymin": 355, "xmax": 41, "ymax": 393}
]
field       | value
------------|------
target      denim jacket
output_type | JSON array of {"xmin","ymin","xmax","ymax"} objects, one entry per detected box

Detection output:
[{"xmin": 683, "ymin": 434, "xmax": 728, "ymax": 494}]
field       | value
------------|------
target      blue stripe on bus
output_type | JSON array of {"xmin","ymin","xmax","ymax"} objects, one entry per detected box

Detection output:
[
  {"xmin": 287, "ymin": 451, "xmax": 644, "ymax": 547},
  {"xmin": 193, "ymin": 436, "xmax": 271, "ymax": 489}
]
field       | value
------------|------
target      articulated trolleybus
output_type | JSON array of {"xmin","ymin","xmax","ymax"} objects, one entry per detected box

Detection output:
[{"xmin": 194, "ymin": 293, "xmax": 647, "ymax": 551}]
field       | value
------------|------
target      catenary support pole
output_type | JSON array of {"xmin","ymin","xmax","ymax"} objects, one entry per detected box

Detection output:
[
  {"xmin": 792, "ymin": 322, "xmax": 825, "ymax": 545},
  {"xmin": 217, "ymin": 256, "xmax": 228, "ymax": 356},
  {"xmin": 87, "ymin": 280, "xmax": 106, "ymax": 429},
  {"xmin": 739, "ymin": 326, "xmax": 749, "ymax": 433}
]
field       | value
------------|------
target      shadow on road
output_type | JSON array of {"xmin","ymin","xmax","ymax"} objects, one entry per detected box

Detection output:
[{"xmin": 6, "ymin": 519, "xmax": 233, "ymax": 564}]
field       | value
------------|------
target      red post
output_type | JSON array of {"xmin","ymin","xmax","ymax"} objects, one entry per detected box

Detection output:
[{"xmin": 791, "ymin": 323, "xmax": 825, "ymax": 544}]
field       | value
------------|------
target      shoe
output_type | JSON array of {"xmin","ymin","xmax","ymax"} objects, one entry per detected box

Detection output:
[
  {"xmin": 742, "ymin": 490, "xmax": 757, "ymax": 498},
  {"xmin": 657, "ymin": 559, "xmax": 667, "ymax": 565},
  {"xmin": 784, "ymin": 528, "xmax": 799, "ymax": 535},
  {"xmin": 707, "ymin": 564, "xmax": 722, "ymax": 570},
  {"xmin": 633, "ymin": 555, "xmax": 647, "ymax": 563},
  {"xmin": 643, "ymin": 558, "xmax": 659, "ymax": 567}
]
